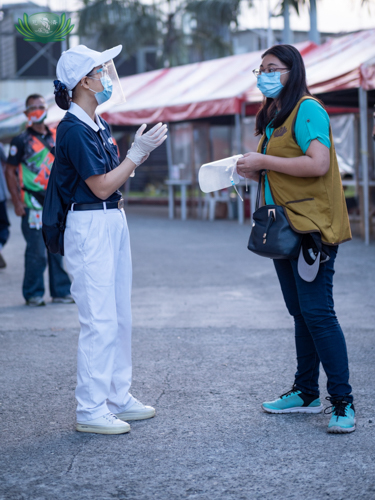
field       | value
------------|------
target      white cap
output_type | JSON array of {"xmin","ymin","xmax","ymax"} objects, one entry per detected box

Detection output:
[
  {"xmin": 56, "ymin": 44, "xmax": 122, "ymax": 91},
  {"xmin": 297, "ymin": 245, "xmax": 320, "ymax": 282}
]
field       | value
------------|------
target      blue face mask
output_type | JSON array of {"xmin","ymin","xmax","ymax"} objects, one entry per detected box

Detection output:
[
  {"xmin": 88, "ymin": 73, "xmax": 113, "ymax": 105},
  {"xmin": 257, "ymin": 71, "xmax": 289, "ymax": 98}
]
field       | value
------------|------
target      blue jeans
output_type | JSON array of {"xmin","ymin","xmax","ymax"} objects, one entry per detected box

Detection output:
[
  {"xmin": 21, "ymin": 209, "xmax": 71, "ymax": 301},
  {"xmin": 0, "ymin": 200, "xmax": 10, "ymax": 248},
  {"xmin": 273, "ymin": 246, "xmax": 353, "ymax": 403}
]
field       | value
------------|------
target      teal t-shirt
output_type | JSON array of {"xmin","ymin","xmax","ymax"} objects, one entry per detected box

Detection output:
[{"xmin": 263, "ymin": 99, "xmax": 331, "ymax": 204}]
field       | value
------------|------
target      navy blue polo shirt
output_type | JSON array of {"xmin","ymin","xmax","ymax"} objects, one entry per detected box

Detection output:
[{"xmin": 54, "ymin": 103, "xmax": 121, "ymax": 206}]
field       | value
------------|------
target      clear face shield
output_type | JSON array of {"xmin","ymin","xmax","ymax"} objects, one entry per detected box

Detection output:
[{"xmin": 87, "ymin": 59, "xmax": 126, "ymax": 109}]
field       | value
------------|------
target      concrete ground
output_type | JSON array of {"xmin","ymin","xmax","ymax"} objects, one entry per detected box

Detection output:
[{"xmin": 0, "ymin": 204, "xmax": 374, "ymax": 500}]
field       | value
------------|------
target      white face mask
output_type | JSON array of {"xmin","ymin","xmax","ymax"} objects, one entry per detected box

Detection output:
[{"xmin": 199, "ymin": 155, "xmax": 243, "ymax": 196}]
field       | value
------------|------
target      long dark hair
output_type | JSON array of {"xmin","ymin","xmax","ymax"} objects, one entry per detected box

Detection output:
[{"xmin": 255, "ymin": 44, "xmax": 311, "ymax": 136}]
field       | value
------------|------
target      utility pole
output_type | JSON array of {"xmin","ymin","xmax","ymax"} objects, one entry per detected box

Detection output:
[
  {"xmin": 267, "ymin": 0, "xmax": 273, "ymax": 48},
  {"xmin": 282, "ymin": 0, "xmax": 292, "ymax": 44},
  {"xmin": 309, "ymin": 0, "xmax": 320, "ymax": 44}
]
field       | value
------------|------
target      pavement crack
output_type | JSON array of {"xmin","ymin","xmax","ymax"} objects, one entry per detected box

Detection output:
[
  {"xmin": 155, "ymin": 363, "xmax": 171, "ymax": 405},
  {"xmin": 155, "ymin": 387, "xmax": 166, "ymax": 404},
  {"xmin": 64, "ymin": 436, "xmax": 94, "ymax": 475}
]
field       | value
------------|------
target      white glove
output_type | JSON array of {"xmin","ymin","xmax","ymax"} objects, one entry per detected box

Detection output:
[{"xmin": 126, "ymin": 122, "xmax": 168, "ymax": 166}]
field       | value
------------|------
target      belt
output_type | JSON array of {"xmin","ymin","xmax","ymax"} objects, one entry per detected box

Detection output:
[{"xmin": 72, "ymin": 198, "xmax": 125, "ymax": 211}]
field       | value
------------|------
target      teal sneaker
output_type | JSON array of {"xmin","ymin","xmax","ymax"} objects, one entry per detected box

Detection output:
[
  {"xmin": 326, "ymin": 398, "xmax": 356, "ymax": 434},
  {"xmin": 262, "ymin": 386, "xmax": 323, "ymax": 414}
]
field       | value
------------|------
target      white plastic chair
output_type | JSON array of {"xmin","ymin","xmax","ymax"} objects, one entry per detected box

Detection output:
[{"xmin": 202, "ymin": 189, "xmax": 234, "ymax": 221}]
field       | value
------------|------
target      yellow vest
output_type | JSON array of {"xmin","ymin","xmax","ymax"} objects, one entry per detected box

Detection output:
[{"xmin": 256, "ymin": 96, "xmax": 352, "ymax": 245}]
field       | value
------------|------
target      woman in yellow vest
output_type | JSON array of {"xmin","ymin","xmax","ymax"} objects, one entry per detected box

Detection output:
[{"xmin": 237, "ymin": 44, "xmax": 355, "ymax": 433}]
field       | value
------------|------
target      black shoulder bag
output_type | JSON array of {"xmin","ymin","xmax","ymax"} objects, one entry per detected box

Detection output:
[
  {"xmin": 42, "ymin": 162, "xmax": 80, "ymax": 256},
  {"xmin": 247, "ymin": 170, "xmax": 303, "ymax": 259}
]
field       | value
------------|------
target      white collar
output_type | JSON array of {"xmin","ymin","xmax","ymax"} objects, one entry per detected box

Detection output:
[{"xmin": 67, "ymin": 102, "xmax": 105, "ymax": 132}]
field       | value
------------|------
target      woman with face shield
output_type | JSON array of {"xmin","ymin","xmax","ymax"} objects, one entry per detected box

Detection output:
[
  {"xmin": 237, "ymin": 44, "xmax": 355, "ymax": 434},
  {"xmin": 52, "ymin": 45, "xmax": 167, "ymax": 434}
]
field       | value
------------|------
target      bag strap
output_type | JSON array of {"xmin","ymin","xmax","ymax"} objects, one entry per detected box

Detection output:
[
  {"xmin": 255, "ymin": 170, "xmax": 266, "ymax": 211},
  {"xmin": 32, "ymin": 132, "xmax": 55, "ymax": 154},
  {"xmin": 254, "ymin": 132, "xmax": 271, "ymax": 211},
  {"xmin": 59, "ymin": 176, "xmax": 80, "ymax": 230},
  {"xmin": 51, "ymin": 125, "xmax": 81, "ymax": 228},
  {"xmin": 54, "ymin": 118, "xmax": 85, "ymax": 222}
]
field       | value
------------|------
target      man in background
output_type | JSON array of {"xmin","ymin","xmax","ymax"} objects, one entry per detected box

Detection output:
[
  {"xmin": 0, "ymin": 143, "xmax": 10, "ymax": 268},
  {"xmin": 5, "ymin": 94, "xmax": 73, "ymax": 306}
]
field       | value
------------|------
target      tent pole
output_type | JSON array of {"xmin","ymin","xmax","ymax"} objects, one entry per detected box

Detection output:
[
  {"xmin": 359, "ymin": 87, "xmax": 370, "ymax": 245},
  {"xmin": 166, "ymin": 122, "xmax": 173, "ymax": 172},
  {"xmin": 235, "ymin": 112, "xmax": 242, "ymax": 154}
]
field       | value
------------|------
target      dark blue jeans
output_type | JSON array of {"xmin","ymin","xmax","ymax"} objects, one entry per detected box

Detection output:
[
  {"xmin": 0, "ymin": 200, "xmax": 10, "ymax": 248},
  {"xmin": 21, "ymin": 209, "xmax": 71, "ymax": 301},
  {"xmin": 273, "ymin": 246, "xmax": 353, "ymax": 403}
]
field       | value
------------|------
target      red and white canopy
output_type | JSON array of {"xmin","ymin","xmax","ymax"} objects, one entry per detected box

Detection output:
[
  {"xmin": 40, "ymin": 29, "xmax": 375, "ymax": 128},
  {"xmin": 101, "ymin": 41, "xmax": 315, "ymax": 125}
]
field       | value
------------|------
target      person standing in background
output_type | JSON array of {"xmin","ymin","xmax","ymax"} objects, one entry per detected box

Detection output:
[
  {"xmin": 5, "ymin": 94, "xmax": 73, "ymax": 306},
  {"xmin": 0, "ymin": 143, "xmax": 10, "ymax": 268}
]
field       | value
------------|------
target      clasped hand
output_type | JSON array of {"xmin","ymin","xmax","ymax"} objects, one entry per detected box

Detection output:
[{"xmin": 236, "ymin": 152, "xmax": 265, "ymax": 181}]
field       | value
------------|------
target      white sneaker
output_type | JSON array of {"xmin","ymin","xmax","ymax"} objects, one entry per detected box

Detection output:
[
  {"xmin": 26, "ymin": 296, "xmax": 46, "ymax": 307},
  {"xmin": 52, "ymin": 295, "xmax": 75, "ymax": 304},
  {"xmin": 115, "ymin": 399, "xmax": 155, "ymax": 421},
  {"xmin": 76, "ymin": 412, "xmax": 130, "ymax": 434}
]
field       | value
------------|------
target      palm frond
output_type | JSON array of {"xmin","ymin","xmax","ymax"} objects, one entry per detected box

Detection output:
[
  {"xmin": 60, "ymin": 25, "xmax": 74, "ymax": 37},
  {"xmin": 54, "ymin": 13, "xmax": 67, "ymax": 36},
  {"xmin": 15, "ymin": 17, "xmax": 34, "ymax": 37},
  {"xmin": 276, "ymin": 0, "xmax": 307, "ymax": 16},
  {"xmin": 53, "ymin": 13, "xmax": 74, "ymax": 39},
  {"xmin": 15, "ymin": 24, "xmax": 29, "ymax": 37},
  {"xmin": 23, "ymin": 13, "xmax": 33, "ymax": 33}
]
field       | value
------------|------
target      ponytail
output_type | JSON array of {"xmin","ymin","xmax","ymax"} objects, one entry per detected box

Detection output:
[{"xmin": 53, "ymin": 80, "xmax": 71, "ymax": 110}]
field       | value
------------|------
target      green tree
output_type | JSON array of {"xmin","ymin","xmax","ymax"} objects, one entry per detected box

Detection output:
[
  {"xmin": 78, "ymin": 0, "xmax": 253, "ymax": 69},
  {"xmin": 185, "ymin": 0, "xmax": 243, "ymax": 61},
  {"xmin": 78, "ymin": 0, "xmax": 159, "ymax": 61}
]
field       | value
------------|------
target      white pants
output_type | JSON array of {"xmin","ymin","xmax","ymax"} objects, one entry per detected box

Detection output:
[{"xmin": 64, "ymin": 207, "xmax": 133, "ymax": 421}]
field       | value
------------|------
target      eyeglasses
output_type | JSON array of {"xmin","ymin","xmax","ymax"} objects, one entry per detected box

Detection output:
[
  {"xmin": 87, "ymin": 65, "xmax": 109, "ymax": 79},
  {"xmin": 252, "ymin": 67, "xmax": 289, "ymax": 77}
]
